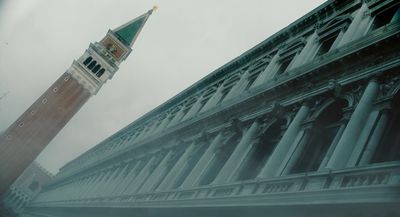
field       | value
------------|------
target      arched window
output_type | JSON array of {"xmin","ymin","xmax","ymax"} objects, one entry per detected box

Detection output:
[
  {"xmin": 237, "ymin": 118, "xmax": 286, "ymax": 180},
  {"xmin": 88, "ymin": 60, "xmax": 97, "ymax": 70},
  {"xmin": 371, "ymin": 94, "xmax": 400, "ymax": 163},
  {"xmin": 83, "ymin": 57, "xmax": 92, "ymax": 65},
  {"xmin": 96, "ymin": 68, "xmax": 105, "ymax": 78},
  {"xmin": 199, "ymin": 133, "xmax": 242, "ymax": 186},
  {"xmin": 92, "ymin": 64, "xmax": 101, "ymax": 73},
  {"xmin": 290, "ymin": 99, "xmax": 347, "ymax": 174}
]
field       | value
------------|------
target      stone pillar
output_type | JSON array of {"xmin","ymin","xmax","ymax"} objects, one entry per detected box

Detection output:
[
  {"xmin": 157, "ymin": 142, "xmax": 197, "ymax": 190},
  {"xmin": 337, "ymin": 4, "xmax": 372, "ymax": 47},
  {"xmin": 92, "ymin": 169, "xmax": 115, "ymax": 197},
  {"xmin": 124, "ymin": 155, "xmax": 158, "ymax": 195},
  {"xmin": 253, "ymin": 53, "xmax": 280, "ymax": 87},
  {"xmin": 225, "ymin": 71, "xmax": 250, "ymax": 100},
  {"xmin": 327, "ymin": 80, "xmax": 380, "ymax": 169},
  {"xmin": 358, "ymin": 110, "xmax": 389, "ymax": 165},
  {"xmin": 153, "ymin": 113, "xmax": 173, "ymax": 134},
  {"xmin": 167, "ymin": 106, "xmax": 186, "ymax": 127},
  {"xmin": 346, "ymin": 110, "xmax": 381, "ymax": 167},
  {"xmin": 290, "ymin": 33, "xmax": 319, "ymax": 68},
  {"xmin": 318, "ymin": 124, "xmax": 346, "ymax": 170},
  {"xmin": 280, "ymin": 130, "xmax": 308, "ymax": 175},
  {"xmin": 113, "ymin": 160, "xmax": 142, "ymax": 195},
  {"xmin": 74, "ymin": 176, "xmax": 91, "ymax": 199},
  {"xmin": 213, "ymin": 120, "xmax": 260, "ymax": 184},
  {"xmin": 84, "ymin": 172, "xmax": 105, "ymax": 198},
  {"xmin": 103, "ymin": 164, "xmax": 129, "ymax": 196},
  {"xmin": 258, "ymin": 105, "xmax": 310, "ymax": 178},
  {"xmin": 95, "ymin": 167, "xmax": 120, "ymax": 197},
  {"xmin": 79, "ymin": 174, "xmax": 100, "ymax": 199},
  {"xmin": 182, "ymin": 96, "xmax": 203, "ymax": 121},
  {"xmin": 181, "ymin": 133, "xmax": 223, "ymax": 188},
  {"xmin": 201, "ymin": 84, "xmax": 224, "ymax": 112},
  {"xmin": 137, "ymin": 150, "xmax": 173, "ymax": 193}
]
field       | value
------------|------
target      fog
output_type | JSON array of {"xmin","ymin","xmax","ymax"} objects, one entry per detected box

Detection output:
[{"xmin": 0, "ymin": 0, "xmax": 325, "ymax": 173}]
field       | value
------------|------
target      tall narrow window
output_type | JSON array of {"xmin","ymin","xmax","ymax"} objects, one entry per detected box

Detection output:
[
  {"xmin": 276, "ymin": 56, "xmax": 294, "ymax": 75},
  {"xmin": 290, "ymin": 99, "xmax": 347, "ymax": 174},
  {"xmin": 371, "ymin": 94, "xmax": 400, "ymax": 163},
  {"xmin": 88, "ymin": 60, "xmax": 97, "ymax": 70},
  {"xmin": 92, "ymin": 64, "xmax": 101, "ymax": 73},
  {"xmin": 83, "ymin": 57, "xmax": 92, "ymax": 65},
  {"xmin": 217, "ymin": 89, "xmax": 230, "ymax": 104},
  {"xmin": 371, "ymin": 6, "xmax": 400, "ymax": 30},
  {"xmin": 96, "ymin": 69, "xmax": 105, "ymax": 78},
  {"xmin": 244, "ymin": 75, "xmax": 258, "ymax": 91},
  {"xmin": 197, "ymin": 98, "xmax": 209, "ymax": 113},
  {"xmin": 316, "ymin": 31, "xmax": 340, "ymax": 56}
]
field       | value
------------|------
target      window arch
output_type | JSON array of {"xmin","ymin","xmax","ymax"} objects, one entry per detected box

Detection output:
[
  {"xmin": 290, "ymin": 99, "xmax": 347, "ymax": 174},
  {"xmin": 83, "ymin": 57, "xmax": 92, "ymax": 65},
  {"xmin": 237, "ymin": 118, "xmax": 287, "ymax": 180},
  {"xmin": 88, "ymin": 60, "xmax": 97, "ymax": 70}
]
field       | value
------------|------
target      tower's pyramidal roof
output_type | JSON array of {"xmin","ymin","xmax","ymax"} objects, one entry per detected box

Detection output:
[{"xmin": 113, "ymin": 7, "xmax": 156, "ymax": 47}]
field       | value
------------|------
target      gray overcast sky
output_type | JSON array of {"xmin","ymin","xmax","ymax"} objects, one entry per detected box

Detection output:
[{"xmin": 0, "ymin": 0, "xmax": 325, "ymax": 174}]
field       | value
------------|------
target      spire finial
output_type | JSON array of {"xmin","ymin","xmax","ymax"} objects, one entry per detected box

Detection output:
[{"xmin": 152, "ymin": 5, "xmax": 158, "ymax": 11}]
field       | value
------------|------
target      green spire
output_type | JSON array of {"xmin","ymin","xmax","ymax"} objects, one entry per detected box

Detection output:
[{"xmin": 113, "ymin": 8, "xmax": 155, "ymax": 47}]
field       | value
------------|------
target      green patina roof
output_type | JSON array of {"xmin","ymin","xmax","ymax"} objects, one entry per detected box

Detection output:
[{"xmin": 113, "ymin": 10, "xmax": 152, "ymax": 47}]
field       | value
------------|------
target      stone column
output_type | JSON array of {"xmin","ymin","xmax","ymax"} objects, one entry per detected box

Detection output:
[
  {"xmin": 258, "ymin": 105, "xmax": 310, "ymax": 178},
  {"xmin": 84, "ymin": 172, "xmax": 105, "ymax": 198},
  {"xmin": 93, "ymin": 169, "xmax": 115, "ymax": 197},
  {"xmin": 181, "ymin": 133, "xmax": 223, "ymax": 188},
  {"xmin": 358, "ymin": 110, "xmax": 389, "ymax": 165},
  {"xmin": 137, "ymin": 150, "xmax": 173, "ymax": 193},
  {"xmin": 318, "ymin": 124, "xmax": 346, "ymax": 170},
  {"xmin": 167, "ymin": 106, "xmax": 186, "ymax": 127},
  {"xmin": 103, "ymin": 164, "xmax": 129, "ymax": 196},
  {"xmin": 327, "ymin": 80, "xmax": 380, "ymax": 169},
  {"xmin": 253, "ymin": 53, "xmax": 279, "ymax": 87},
  {"xmin": 76, "ymin": 176, "xmax": 93, "ymax": 199},
  {"xmin": 290, "ymin": 32, "xmax": 319, "ymax": 68},
  {"xmin": 124, "ymin": 155, "xmax": 158, "ymax": 195},
  {"xmin": 153, "ymin": 113, "xmax": 173, "ymax": 134},
  {"xmin": 213, "ymin": 120, "xmax": 260, "ymax": 184},
  {"xmin": 280, "ymin": 130, "xmax": 308, "ymax": 175},
  {"xmin": 80, "ymin": 174, "xmax": 101, "ymax": 199},
  {"xmin": 113, "ymin": 160, "xmax": 142, "ymax": 195},
  {"xmin": 182, "ymin": 96, "xmax": 203, "ymax": 121},
  {"xmin": 157, "ymin": 142, "xmax": 197, "ymax": 190},
  {"xmin": 337, "ymin": 4, "xmax": 372, "ymax": 47},
  {"xmin": 201, "ymin": 84, "xmax": 224, "ymax": 112},
  {"xmin": 346, "ymin": 110, "xmax": 381, "ymax": 167},
  {"xmin": 225, "ymin": 71, "xmax": 249, "ymax": 100}
]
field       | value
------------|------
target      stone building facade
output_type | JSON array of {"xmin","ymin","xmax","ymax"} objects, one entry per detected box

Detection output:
[{"xmin": 24, "ymin": 0, "xmax": 400, "ymax": 216}]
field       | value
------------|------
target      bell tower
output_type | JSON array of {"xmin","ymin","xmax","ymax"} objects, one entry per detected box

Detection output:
[{"xmin": 0, "ymin": 8, "xmax": 154, "ymax": 194}]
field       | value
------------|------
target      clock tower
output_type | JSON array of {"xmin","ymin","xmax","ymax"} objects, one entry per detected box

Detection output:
[{"xmin": 0, "ymin": 8, "xmax": 154, "ymax": 194}]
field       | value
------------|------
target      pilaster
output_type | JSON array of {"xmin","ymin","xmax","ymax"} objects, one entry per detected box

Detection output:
[
  {"xmin": 213, "ymin": 120, "xmax": 260, "ymax": 184},
  {"xmin": 258, "ymin": 104, "xmax": 310, "ymax": 178},
  {"xmin": 326, "ymin": 80, "xmax": 380, "ymax": 169}
]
